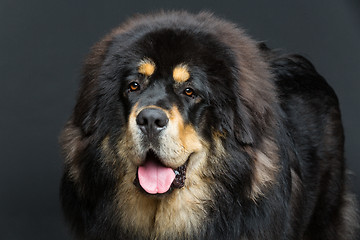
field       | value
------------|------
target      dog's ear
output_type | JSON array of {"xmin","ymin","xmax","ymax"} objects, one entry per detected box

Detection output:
[
  {"xmin": 59, "ymin": 121, "xmax": 89, "ymax": 173},
  {"xmin": 73, "ymin": 87, "xmax": 99, "ymax": 136},
  {"xmin": 233, "ymin": 101, "xmax": 255, "ymax": 145},
  {"xmin": 72, "ymin": 33, "xmax": 116, "ymax": 136},
  {"xmin": 213, "ymin": 97, "xmax": 255, "ymax": 145},
  {"xmin": 231, "ymin": 64, "xmax": 276, "ymax": 146}
]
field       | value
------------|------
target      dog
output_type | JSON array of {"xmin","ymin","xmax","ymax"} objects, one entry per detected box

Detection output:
[{"xmin": 60, "ymin": 11, "xmax": 358, "ymax": 239}]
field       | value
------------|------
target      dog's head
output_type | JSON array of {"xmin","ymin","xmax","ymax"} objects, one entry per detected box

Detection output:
[{"xmin": 97, "ymin": 26, "xmax": 242, "ymax": 195}]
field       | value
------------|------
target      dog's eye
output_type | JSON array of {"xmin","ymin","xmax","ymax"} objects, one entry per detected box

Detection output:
[
  {"xmin": 129, "ymin": 82, "xmax": 140, "ymax": 92},
  {"xmin": 183, "ymin": 88, "xmax": 194, "ymax": 97}
]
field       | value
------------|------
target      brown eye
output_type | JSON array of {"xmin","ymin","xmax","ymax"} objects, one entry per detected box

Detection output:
[
  {"xmin": 184, "ymin": 88, "xmax": 194, "ymax": 97},
  {"xmin": 129, "ymin": 82, "xmax": 140, "ymax": 91}
]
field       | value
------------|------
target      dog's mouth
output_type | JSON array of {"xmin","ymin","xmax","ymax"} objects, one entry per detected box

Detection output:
[{"xmin": 133, "ymin": 150, "xmax": 187, "ymax": 195}]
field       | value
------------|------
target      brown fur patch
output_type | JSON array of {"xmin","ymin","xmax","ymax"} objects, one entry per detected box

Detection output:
[
  {"xmin": 60, "ymin": 122, "xmax": 88, "ymax": 182},
  {"xmin": 290, "ymin": 169, "xmax": 302, "ymax": 198},
  {"xmin": 169, "ymin": 106, "xmax": 202, "ymax": 153},
  {"xmin": 338, "ymin": 181, "xmax": 359, "ymax": 239},
  {"xmin": 138, "ymin": 58, "xmax": 155, "ymax": 76},
  {"xmin": 249, "ymin": 139, "xmax": 279, "ymax": 201},
  {"xmin": 101, "ymin": 135, "xmax": 121, "ymax": 168},
  {"xmin": 173, "ymin": 64, "xmax": 190, "ymax": 83}
]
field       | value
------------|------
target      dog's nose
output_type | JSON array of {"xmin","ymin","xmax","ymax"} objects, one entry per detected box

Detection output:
[{"xmin": 136, "ymin": 108, "xmax": 169, "ymax": 137}]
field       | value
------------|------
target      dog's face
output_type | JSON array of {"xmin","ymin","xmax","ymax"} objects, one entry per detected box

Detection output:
[
  {"xmin": 125, "ymin": 60, "xmax": 204, "ymax": 194},
  {"xmin": 88, "ymin": 28, "xmax": 244, "ymax": 196}
]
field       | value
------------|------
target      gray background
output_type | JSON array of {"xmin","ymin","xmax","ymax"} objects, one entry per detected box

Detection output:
[{"xmin": 0, "ymin": 0, "xmax": 359, "ymax": 239}]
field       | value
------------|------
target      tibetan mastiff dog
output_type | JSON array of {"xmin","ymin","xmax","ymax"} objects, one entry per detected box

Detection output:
[{"xmin": 60, "ymin": 11, "xmax": 358, "ymax": 239}]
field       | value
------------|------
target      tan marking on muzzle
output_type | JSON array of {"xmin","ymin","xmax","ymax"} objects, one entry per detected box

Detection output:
[{"xmin": 169, "ymin": 106, "xmax": 202, "ymax": 153}]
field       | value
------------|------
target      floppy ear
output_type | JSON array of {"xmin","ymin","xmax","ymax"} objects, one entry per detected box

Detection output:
[
  {"xmin": 233, "ymin": 100, "xmax": 255, "ymax": 145},
  {"xmin": 230, "ymin": 67, "xmax": 276, "ymax": 146},
  {"xmin": 59, "ymin": 120, "xmax": 90, "ymax": 183},
  {"xmin": 73, "ymin": 89, "xmax": 99, "ymax": 136},
  {"xmin": 72, "ymin": 32, "xmax": 116, "ymax": 136},
  {"xmin": 212, "ymin": 96, "xmax": 254, "ymax": 145}
]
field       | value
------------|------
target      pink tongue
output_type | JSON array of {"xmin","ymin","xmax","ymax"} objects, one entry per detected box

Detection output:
[{"xmin": 138, "ymin": 161, "xmax": 175, "ymax": 194}]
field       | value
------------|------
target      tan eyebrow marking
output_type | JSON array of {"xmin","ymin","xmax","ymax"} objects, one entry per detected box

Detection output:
[
  {"xmin": 138, "ymin": 59, "xmax": 155, "ymax": 76},
  {"xmin": 173, "ymin": 64, "xmax": 190, "ymax": 83}
]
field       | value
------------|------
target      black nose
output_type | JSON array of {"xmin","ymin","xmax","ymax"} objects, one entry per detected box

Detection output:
[{"xmin": 136, "ymin": 108, "xmax": 169, "ymax": 137}]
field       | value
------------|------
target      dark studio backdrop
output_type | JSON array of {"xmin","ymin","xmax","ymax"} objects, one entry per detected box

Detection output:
[{"xmin": 0, "ymin": 0, "xmax": 359, "ymax": 239}]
